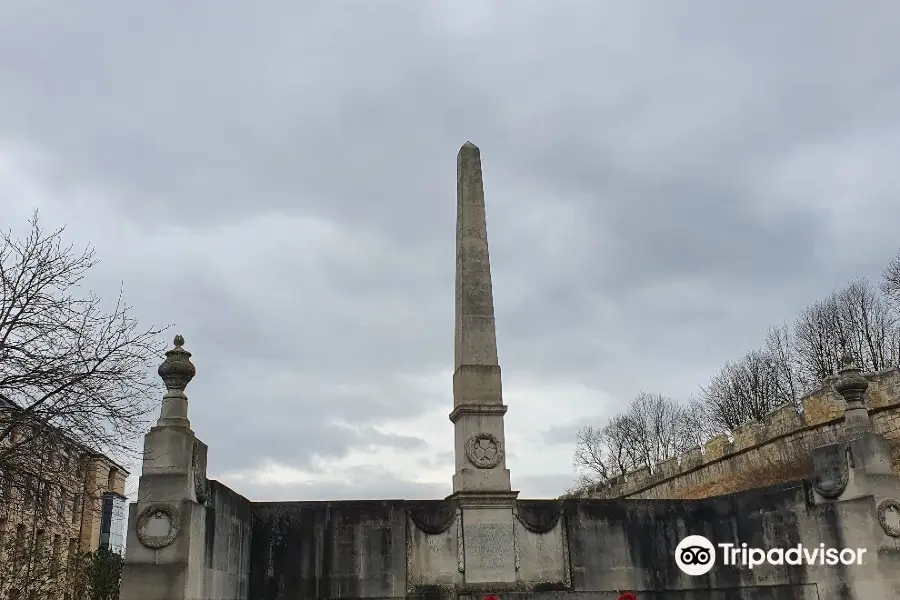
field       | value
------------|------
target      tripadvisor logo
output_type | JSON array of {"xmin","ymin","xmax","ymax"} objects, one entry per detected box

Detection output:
[
  {"xmin": 675, "ymin": 535, "xmax": 716, "ymax": 576},
  {"xmin": 675, "ymin": 535, "xmax": 868, "ymax": 576}
]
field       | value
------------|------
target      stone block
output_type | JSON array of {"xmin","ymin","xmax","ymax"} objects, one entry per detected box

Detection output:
[
  {"xmin": 680, "ymin": 447, "xmax": 703, "ymax": 469},
  {"xmin": 803, "ymin": 391, "xmax": 844, "ymax": 426},
  {"xmin": 654, "ymin": 457, "xmax": 679, "ymax": 479},
  {"xmin": 704, "ymin": 435, "xmax": 730, "ymax": 461}
]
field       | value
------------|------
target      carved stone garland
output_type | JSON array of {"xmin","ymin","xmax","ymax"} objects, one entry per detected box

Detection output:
[
  {"xmin": 192, "ymin": 439, "xmax": 209, "ymax": 505},
  {"xmin": 456, "ymin": 506, "xmax": 465, "ymax": 573},
  {"xmin": 136, "ymin": 503, "xmax": 181, "ymax": 549},
  {"xmin": 877, "ymin": 498, "xmax": 900, "ymax": 538},
  {"xmin": 464, "ymin": 433, "xmax": 504, "ymax": 469}
]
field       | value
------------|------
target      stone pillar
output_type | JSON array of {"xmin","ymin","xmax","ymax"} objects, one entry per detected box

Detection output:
[
  {"xmin": 450, "ymin": 142, "xmax": 515, "ymax": 499},
  {"xmin": 447, "ymin": 143, "xmax": 524, "ymax": 588},
  {"xmin": 120, "ymin": 336, "xmax": 210, "ymax": 600}
]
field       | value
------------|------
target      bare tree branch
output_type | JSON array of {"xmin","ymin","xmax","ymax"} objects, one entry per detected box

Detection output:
[
  {"xmin": 573, "ymin": 393, "xmax": 699, "ymax": 487},
  {"xmin": 0, "ymin": 212, "xmax": 166, "ymax": 588},
  {"xmin": 882, "ymin": 249, "xmax": 900, "ymax": 307},
  {"xmin": 0, "ymin": 212, "xmax": 166, "ymax": 474}
]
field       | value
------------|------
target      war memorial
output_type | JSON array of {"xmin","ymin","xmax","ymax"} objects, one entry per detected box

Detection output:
[{"xmin": 119, "ymin": 143, "xmax": 900, "ymax": 599}]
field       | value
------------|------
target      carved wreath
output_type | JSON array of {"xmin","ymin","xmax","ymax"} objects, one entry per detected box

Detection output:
[
  {"xmin": 136, "ymin": 503, "xmax": 181, "ymax": 549},
  {"xmin": 465, "ymin": 433, "xmax": 504, "ymax": 469},
  {"xmin": 877, "ymin": 498, "xmax": 900, "ymax": 538},
  {"xmin": 812, "ymin": 445, "xmax": 851, "ymax": 499}
]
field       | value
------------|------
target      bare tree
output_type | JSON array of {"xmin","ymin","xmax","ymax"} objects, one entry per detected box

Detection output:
[
  {"xmin": 572, "ymin": 425, "xmax": 616, "ymax": 488},
  {"xmin": 764, "ymin": 324, "xmax": 803, "ymax": 406},
  {"xmin": 882, "ymin": 249, "xmax": 900, "ymax": 307},
  {"xmin": 699, "ymin": 349, "xmax": 785, "ymax": 433},
  {"xmin": 0, "ymin": 213, "xmax": 164, "ymax": 484},
  {"xmin": 679, "ymin": 398, "xmax": 717, "ymax": 448},
  {"xmin": 0, "ymin": 213, "xmax": 164, "ymax": 582},
  {"xmin": 624, "ymin": 393, "xmax": 695, "ymax": 468},
  {"xmin": 793, "ymin": 279, "xmax": 899, "ymax": 384},
  {"xmin": 573, "ymin": 393, "xmax": 697, "ymax": 487}
]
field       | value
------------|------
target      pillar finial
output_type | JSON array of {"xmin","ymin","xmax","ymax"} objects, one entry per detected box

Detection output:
[
  {"xmin": 158, "ymin": 335, "xmax": 195, "ymax": 394},
  {"xmin": 835, "ymin": 353, "xmax": 871, "ymax": 437}
]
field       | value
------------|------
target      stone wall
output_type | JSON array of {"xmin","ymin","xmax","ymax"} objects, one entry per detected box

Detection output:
[
  {"xmin": 248, "ymin": 500, "xmax": 409, "ymax": 600},
  {"xmin": 242, "ymin": 489, "xmax": 900, "ymax": 599},
  {"xmin": 570, "ymin": 369, "xmax": 900, "ymax": 500},
  {"xmin": 198, "ymin": 480, "xmax": 253, "ymax": 599},
  {"xmin": 565, "ymin": 483, "xmax": 899, "ymax": 598}
]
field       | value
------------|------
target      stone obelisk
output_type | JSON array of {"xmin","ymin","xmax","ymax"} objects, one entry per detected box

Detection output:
[{"xmin": 450, "ymin": 142, "xmax": 515, "ymax": 499}]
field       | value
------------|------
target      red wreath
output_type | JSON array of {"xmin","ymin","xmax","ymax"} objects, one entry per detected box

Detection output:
[
  {"xmin": 483, "ymin": 595, "xmax": 500, "ymax": 600},
  {"xmin": 618, "ymin": 593, "xmax": 637, "ymax": 600}
]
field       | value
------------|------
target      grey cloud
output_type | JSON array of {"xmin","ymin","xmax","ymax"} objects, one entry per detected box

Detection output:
[
  {"xmin": 1, "ymin": 1, "xmax": 899, "ymax": 498},
  {"xmin": 417, "ymin": 452, "xmax": 454, "ymax": 472},
  {"xmin": 515, "ymin": 474, "xmax": 578, "ymax": 499},
  {"xmin": 541, "ymin": 424, "xmax": 589, "ymax": 446},
  {"xmin": 220, "ymin": 468, "xmax": 450, "ymax": 503}
]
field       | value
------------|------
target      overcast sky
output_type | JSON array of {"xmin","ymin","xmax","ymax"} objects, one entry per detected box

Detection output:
[{"xmin": 1, "ymin": 1, "xmax": 898, "ymax": 501}]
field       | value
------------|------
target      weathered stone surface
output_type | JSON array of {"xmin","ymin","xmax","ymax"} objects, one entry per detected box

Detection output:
[
  {"xmin": 455, "ymin": 142, "xmax": 498, "ymax": 371},
  {"xmin": 451, "ymin": 142, "xmax": 512, "ymax": 496},
  {"xmin": 233, "ymin": 486, "xmax": 900, "ymax": 599},
  {"xmin": 462, "ymin": 507, "xmax": 517, "ymax": 584}
]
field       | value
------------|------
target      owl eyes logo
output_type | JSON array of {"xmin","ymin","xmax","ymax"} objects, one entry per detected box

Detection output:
[
  {"xmin": 680, "ymin": 546, "xmax": 712, "ymax": 565},
  {"xmin": 675, "ymin": 535, "xmax": 716, "ymax": 575}
]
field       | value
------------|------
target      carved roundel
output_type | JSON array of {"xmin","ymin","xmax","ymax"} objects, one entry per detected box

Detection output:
[
  {"xmin": 465, "ymin": 433, "xmax": 504, "ymax": 469},
  {"xmin": 877, "ymin": 498, "xmax": 900, "ymax": 538},
  {"xmin": 136, "ymin": 503, "xmax": 181, "ymax": 549}
]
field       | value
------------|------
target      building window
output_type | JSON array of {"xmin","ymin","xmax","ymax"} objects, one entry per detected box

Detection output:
[
  {"xmin": 35, "ymin": 529, "xmax": 46, "ymax": 558},
  {"xmin": 52, "ymin": 534, "xmax": 62, "ymax": 573},
  {"xmin": 98, "ymin": 492, "xmax": 126, "ymax": 554},
  {"xmin": 24, "ymin": 476, "xmax": 34, "ymax": 505},
  {"xmin": 71, "ymin": 494, "xmax": 81, "ymax": 524},
  {"xmin": 67, "ymin": 537, "xmax": 78, "ymax": 571},
  {"xmin": 38, "ymin": 479, "xmax": 50, "ymax": 513},
  {"xmin": 57, "ymin": 486, "xmax": 67, "ymax": 519}
]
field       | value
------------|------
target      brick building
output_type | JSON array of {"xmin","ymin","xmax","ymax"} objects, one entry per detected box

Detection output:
[{"xmin": 0, "ymin": 395, "xmax": 129, "ymax": 598}]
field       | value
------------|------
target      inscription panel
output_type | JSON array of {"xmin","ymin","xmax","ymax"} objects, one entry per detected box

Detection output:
[{"xmin": 462, "ymin": 507, "xmax": 516, "ymax": 584}]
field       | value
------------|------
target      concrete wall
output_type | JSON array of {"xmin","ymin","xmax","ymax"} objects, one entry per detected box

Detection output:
[
  {"xmin": 572, "ymin": 369, "xmax": 900, "ymax": 500},
  {"xmin": 198, "ymin": 480, "xmax": 253, "ymax": 600},
  {"xmin": 243, "ymin": 489, "xmax": 900, "ymax": 599},
  {"xmin": 565, "ymin": 484, "xmax": 900, "ymax": 598},
  {"xmin": 249, "ymin": 500, "xmax": 409, "ymax": 600}
]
